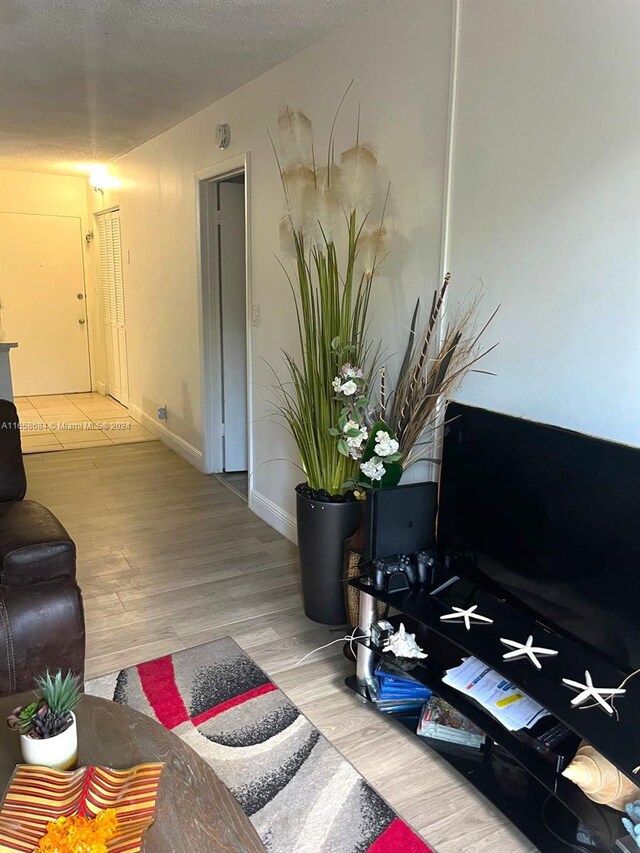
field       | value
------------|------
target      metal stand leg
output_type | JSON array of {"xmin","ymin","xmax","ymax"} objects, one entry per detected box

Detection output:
[{"xmin": 355, "ymin": 587, "xmax": 376, "ymax": 697}]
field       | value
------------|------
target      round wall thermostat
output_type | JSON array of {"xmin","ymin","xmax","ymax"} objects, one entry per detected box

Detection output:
[{"xmin": 215, "ymin": 123, "xmax": 231, "ymax": 150}]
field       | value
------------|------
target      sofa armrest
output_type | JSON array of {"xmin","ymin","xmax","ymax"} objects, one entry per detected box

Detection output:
[
  {"xmin": 0, "ymin": 578, "xmax": 85, "ymax": 696},
  {"xmin": 0, "ymin": 501, "xmax": 76, "ymax": 585}
]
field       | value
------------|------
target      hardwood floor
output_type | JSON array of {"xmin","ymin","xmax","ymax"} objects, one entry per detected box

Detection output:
[{"xmin": 24, "ymin": 442, "xmax": 535, "ymax": 853}]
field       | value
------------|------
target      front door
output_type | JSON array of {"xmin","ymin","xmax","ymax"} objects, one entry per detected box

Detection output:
[{"xmin": 0, "ymin": 212, "xmax": 91, "ymax": 396}]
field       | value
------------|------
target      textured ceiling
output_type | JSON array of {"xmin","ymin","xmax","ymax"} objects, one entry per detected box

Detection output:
[{"xmin": 0, "ymin": 0, "xmax": 382, "ymax": 174}]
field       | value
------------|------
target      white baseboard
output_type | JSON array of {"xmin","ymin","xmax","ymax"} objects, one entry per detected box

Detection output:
[
  {"xmin": 249, "ymin": 489, "xmax": 297, "ymax": 544},
  {"xmin": 128, "ymin": 403, "xmax": 203, "ymax": 471},
  {"xmin": 95, "ymin": 381, "xmax": 106, "ymax": 395}
]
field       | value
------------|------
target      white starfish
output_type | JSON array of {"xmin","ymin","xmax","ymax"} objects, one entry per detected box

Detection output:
[
  {"xmin": 561, "ymin": 670, "xmax": 626, "ymax": 715},
  {"xmin": 500, "ymin": 635, "xmax": 559, "ymax": 670},
  {"xmin": 439, "ymin": 604, "xmax": 493, "ymax": 631}
]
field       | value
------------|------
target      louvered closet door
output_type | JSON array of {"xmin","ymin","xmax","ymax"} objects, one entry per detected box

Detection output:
[{"xmin": 96, "ymin": 209, "xmax": 129, "ymax": 404}]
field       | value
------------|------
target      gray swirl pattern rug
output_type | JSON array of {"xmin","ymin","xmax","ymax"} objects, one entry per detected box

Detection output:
[{"xmin": 86, "ymin": 637, "xmax": 433, "ymax": 853}]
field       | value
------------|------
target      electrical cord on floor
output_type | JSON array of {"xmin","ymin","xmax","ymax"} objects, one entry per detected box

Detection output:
[
  {"xmin": 541, "ymin": 794, "xmax": 593, "ymax": 853},
  {"xmin": 294, "ymin": 626, "xmax": 369, "ymax": 667}
]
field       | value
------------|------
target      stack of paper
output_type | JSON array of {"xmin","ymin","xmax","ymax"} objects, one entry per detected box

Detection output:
[{"xmin": 442, "ymin": 657, "xmax": 549, "ymax": 731}]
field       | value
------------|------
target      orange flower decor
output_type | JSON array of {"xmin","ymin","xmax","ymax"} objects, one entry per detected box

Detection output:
[
  {"xmin": 0, "ymin": 764, "xmax": 163, "ymax": 853},
  {"xmin": 36, "ymin": 809, "xmax": 118, "ymax": 853}
]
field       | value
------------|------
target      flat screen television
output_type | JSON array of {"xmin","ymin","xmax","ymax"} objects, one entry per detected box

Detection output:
[{"xmin": 438, "ymin": 402, "xmax": 640, "ymax": 672}]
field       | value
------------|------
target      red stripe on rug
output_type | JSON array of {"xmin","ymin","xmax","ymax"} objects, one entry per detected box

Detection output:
[
  {"xmin": 367, "ymin": 819, "xmax": 433, "ymax": 853},
  {"xmin": 137, "ymin": 656, "xmax": 189, "ymax": 730},
  {"xmin": 192, "ymin": 682, "xmax": 277, "ymax": 727}
]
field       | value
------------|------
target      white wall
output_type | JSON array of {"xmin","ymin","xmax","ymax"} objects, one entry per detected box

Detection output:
[
  {"xmin": 87, "ymin": 0, "xmax": 454, "ymax": 530},
  {"xmin": 449, "ymin": 0, "xmax": 640, "ymax": 446},
  {"xmin": 86, "ymin": 0, "xmax": 639, "ymax": 539},
  {"xmin": 0, "ymin": 169, "xmax": 100, "ymax": 389}
]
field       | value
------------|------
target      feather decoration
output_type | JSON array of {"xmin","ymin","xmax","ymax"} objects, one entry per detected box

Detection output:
[
  {"xmin": 340, "ymin": 144, "xmax": 377, "ymax": 211},
  {"xmin": 278, "ymin": 106, "xmax": 314, "ymax": 170},
  {"xmin": 282, "ymin": 164, "xmax": 315, "ymax": 233},
  {"xmin": 279, "ymin": 216, "xmax": 296, "ymax": 258},
  {"xmin": 358, "ymin": 225, "xmax": 386, "ymax": 278},
  {"xmin": 314, "ymin": 164, "xmax": 344, "ymax": 244}
]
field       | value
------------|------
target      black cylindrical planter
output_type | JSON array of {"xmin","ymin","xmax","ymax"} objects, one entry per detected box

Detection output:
[{"xmin": 296, "ymin": 488, "xmax": 361, "ymax": 624}]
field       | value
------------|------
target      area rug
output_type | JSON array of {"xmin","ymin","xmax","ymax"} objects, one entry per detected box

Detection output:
[{"xmin": 86, "ymin": 637, "xmax": 434, "ymax": 853}]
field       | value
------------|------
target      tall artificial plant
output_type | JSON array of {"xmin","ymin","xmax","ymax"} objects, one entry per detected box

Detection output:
[{"xmin": 271, "ymin": 100, "xmax": 387, "ymax": 496}]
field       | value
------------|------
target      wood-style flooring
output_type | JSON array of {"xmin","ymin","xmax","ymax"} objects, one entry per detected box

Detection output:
[{"xmin": 24, "ymin": 442, "xmax": 535, "ymax": 853}]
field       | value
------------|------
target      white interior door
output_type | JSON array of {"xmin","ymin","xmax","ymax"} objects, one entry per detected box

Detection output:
[
  {"xmin": 96, "ymin": 209, "xmax": 129, "ymax": 405},
  {"xmin": 0, "ymin": 212, "xmax": 91, "ymax": 396},
  {"xmin": 218, "ymin": 182, "xmax": 247, "ymax": 472}
]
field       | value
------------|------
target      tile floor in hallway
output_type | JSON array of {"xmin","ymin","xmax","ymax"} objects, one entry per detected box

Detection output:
[{"xmin": 14, "ymin": 392, "xmax": 156, "ymax": 453}]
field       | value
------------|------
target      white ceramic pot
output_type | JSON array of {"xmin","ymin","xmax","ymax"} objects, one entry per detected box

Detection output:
[{"xmin": 19, "ymin": 712, "xmax": 77, "ymax": 770}]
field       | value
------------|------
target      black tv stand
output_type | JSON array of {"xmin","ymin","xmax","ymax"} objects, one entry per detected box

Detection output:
[{"xmin": 347, "ymin": 574, "xmax": 639, "ymax": 852}]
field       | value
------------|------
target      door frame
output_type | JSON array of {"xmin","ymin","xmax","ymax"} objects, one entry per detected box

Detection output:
[{"xmin": 195, "ymin": 153, "xmax": 253, "ymax": 488}]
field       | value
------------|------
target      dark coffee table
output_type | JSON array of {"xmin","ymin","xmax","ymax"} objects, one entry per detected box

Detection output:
[{"xmin": 0, "ymin": 693, "xmax": 264, "ymax": 852}]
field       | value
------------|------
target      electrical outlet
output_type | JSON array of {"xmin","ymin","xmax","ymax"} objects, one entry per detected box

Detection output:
[{"xmin": 251, "ymin": 304, "xmax": 260, "ymax": 327}]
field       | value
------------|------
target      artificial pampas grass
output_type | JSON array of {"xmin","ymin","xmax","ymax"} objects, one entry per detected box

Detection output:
[
  {"xmin": 278, "ymin": 107, "xmax": 314, "ymax": 170},
  {"xmin": 358, "ymin": 225, "xmax": 386, "ymax": 278},
  {"xmin": 281, "ymin": 163, "xmax": 315, "ymax": 233},
  {"xmin": 269, "ymin": 96, "xmax": 387, "ymax": 494},
  {"xmin": 340, "ymin": 144, "xmax": 377, "ymax": 212},
  {"xmin": 313, "ymin": 164, "xmax": 344, "ymax": 243},
  {"xmin": 279, "ymin": 216, "xmax": 296, "ymax": 258}
]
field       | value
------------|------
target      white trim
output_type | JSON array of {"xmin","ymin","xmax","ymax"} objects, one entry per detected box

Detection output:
[
  {"xmin": 438, "ymin": 0, "xmax": 461, "ymax": 291},
  {"xmin": 249, "ymin": 489, "xmax": 297, "ymax": 544},
  {"xmin": 431, "ymin": 0, "xmax": 461, "ymax": 476},
  {"xmin": 95, "ymin": 380, "xmax": 106, "ymax": 395},
  {"xmin": 195, "ymin": 153, "xmax": 253, "ymax": 484},
  {"xmin": 128, "ymin": 403, "xmax": 203, "ymax": 470}
]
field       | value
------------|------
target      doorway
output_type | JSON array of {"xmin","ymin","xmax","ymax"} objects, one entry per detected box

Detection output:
[
  {"xmin": 198, "ymin": 159, "xmax": 250, "ymax": 501},
  {"xmin": 0, "ymin": 212, "xmax": 91, "ymax": 396}
]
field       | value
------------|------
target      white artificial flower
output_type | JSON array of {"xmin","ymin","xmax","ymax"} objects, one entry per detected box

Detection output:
[
  {"xmin": 340, "ymin": 380, "xmax": 358, "ymax": 396},
  {"xmin": 332, "ymin": 376, "xmax": 342, "ymax": 392},
  {"xmin": 360, "ymin": 458, "xmax": 385, "ymax": 481},
  {"xmin": 374, "ymin": 430, "xmax": 399, "ymax": 457},
  {"xmin": 343, "ymin": 420, "xmax": 368, "ymax": 457}
]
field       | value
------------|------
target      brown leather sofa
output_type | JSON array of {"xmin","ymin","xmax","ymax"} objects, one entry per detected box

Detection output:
[{"xmin": 0, "ymin": 400, "xmax": 85, "ymax": 696}]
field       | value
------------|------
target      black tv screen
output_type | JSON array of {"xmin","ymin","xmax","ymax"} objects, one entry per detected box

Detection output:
[{"xmin": 438, "ymin": 402, "xmax": 640, "ymax": 672}]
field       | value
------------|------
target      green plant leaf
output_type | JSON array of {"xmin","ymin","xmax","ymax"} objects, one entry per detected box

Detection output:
[
  {"xmin": 337, "ymin": 439, "xmax": 350, "ymax": 457},
  {"xmin": 328, "ymin": 427, "xmax": 340, "ymax": 436}
]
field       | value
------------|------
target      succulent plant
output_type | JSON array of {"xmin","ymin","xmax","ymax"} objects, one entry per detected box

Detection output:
[
  {"xmin": 6, "ymin": 670, "xmax": 82, "ymax": 739},
  {"xmin": 6, "ymin": 702, "xmax": 39, "ymax": 735}
]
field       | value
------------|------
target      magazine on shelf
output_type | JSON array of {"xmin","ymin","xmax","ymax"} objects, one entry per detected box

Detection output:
[{"xmin": 442, "ymin": 657, "xmax": 550, "ymax": 731}]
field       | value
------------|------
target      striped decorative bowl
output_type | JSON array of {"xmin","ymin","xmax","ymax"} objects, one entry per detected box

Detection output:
[{"xmin": 0, "ymin": 763, "xmax": 163, "ymax": 853}]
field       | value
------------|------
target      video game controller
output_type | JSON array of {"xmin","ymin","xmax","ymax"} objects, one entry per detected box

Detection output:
[{"xmin": 415, "ymin": 549, "xmax": 437, "ymax": 584}]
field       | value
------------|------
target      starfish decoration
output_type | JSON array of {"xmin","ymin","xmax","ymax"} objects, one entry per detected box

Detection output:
[
  {"xmin": 439, "ymin": 604, "xmax": 493, "ymax": 631},
  {"xmin": 500, "ymin": 635, "xmax": 559, "ymax": 670},
  {"xmin": 562, "ymin": 670, "xmax": 626, "ymax": 716}
]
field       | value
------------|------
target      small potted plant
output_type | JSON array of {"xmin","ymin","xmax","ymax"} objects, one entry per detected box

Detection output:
[{"xmin": 6, "ymin": 670, "xmax": 82, "ymax": 770}]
